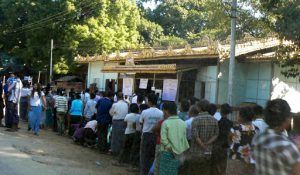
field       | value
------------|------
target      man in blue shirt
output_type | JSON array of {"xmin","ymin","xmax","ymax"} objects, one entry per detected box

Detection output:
[{"xmin": 96, "ymin": 91, "xmax": 114, "ymax": 153}]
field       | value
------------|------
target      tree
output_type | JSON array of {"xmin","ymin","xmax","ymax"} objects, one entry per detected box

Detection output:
[
  {"xmin": 139, "ymin": 0, "xmax": 270, "ymax": 45},
  {"xmin": 0, "ymin": 0, "xmax": 143, "ymax": 74},
  {"xmin": 65, "ymin": 0, "xmax": 141, "ymax": 55},
  {"xmin": 251, "ymin": 0, "xmax": 300, "ymax": 80}
]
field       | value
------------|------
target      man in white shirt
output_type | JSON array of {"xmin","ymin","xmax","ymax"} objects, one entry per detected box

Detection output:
[
  {"xmin": 81, "ymin": 88, "xmax": 90, "ymax": 105},
  {"xmin": 84, "ymin": 93, "xmax": 97, "ymax": 122},
  {"xmin": 6, "ymin": 73, "xmax": 23, "ymax": 132},
  {"xmin": 109, "ymin": 92, "xmax": 129, "ymax": 156},
  {"xmin": 139, "ymin": 93, "xmax": 163, "ymax": 175},
  {"xmin": 252, "ymin": 105, "xmax": 268, "ymax": 133}
]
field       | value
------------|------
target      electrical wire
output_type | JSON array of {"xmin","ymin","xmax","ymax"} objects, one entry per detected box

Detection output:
[{"xmin": 4, "ymin": 1, "xmax": 98, "ymax": 35}]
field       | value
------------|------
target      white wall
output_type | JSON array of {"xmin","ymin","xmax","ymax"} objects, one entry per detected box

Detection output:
[
  {"xmin": 87, "ymin": 61, "xmax": 118, "ymax": 91},
  {"xmin": 194, "ymin": 66, "xmax": 218, "ymax": 103},
  {"xmin": 218, "ymin": 61, "xmax": 271, "ymax": 107},
  {"xmin": 272, "ymin": 64, "xmax": 300, "ymax": 112}
]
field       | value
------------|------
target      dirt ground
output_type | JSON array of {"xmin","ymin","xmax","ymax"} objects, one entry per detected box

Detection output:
[{"xmin": 0, "ymin": 121, "xmax": 134, "ymax": 175}]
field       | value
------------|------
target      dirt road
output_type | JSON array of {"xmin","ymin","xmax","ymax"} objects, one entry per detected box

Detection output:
[{"xmin": 0, "ymin": 121, "xmax": 132, "ymax": 175}]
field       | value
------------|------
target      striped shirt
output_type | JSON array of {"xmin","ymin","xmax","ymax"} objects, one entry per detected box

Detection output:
[{"xmin": 55, "ymin": 96, "xmax": 68, "ymax": 114}]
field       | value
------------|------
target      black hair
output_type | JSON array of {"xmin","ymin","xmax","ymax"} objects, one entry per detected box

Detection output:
[
  {"xmin": 105, "ymin": 91, "xmax": 114, "ymax": 98},
  {"xmin": 189, "ymin": 97, "xmax": 200, "ymax": 105},
  {"xmin": 139, "ymin": 104, "xmax": 149, "ymax": 113},
  {"xmin": 90, "ymin": 93, "xmax": 96, "ymax": 99},
  {"xmin": 31, "ymin": 83, "xmax": 42, "ymax": 98},
  {"xmin": 196, "ymin": 99, "xmax": 210, "ymax": 112},
  {"xmin": 117, "ymin": 92, "xmax": 124, "ymax": 100},
  {"xmin": 180, "ymin": 99, "xmax": 190, "ymax": 112},
  {"xmin": 91, "ymin": 114, "xmax": 96, "ymax": 120},
  {"xmin": 137, "ymin": 95, "xmax": 144, "ymax": 103},
  {"xmin": 56, "ymin": 88, "xmax": 63, "ymax": 96},
  {"xmin": 148, "ymin": 93, "xmax": 158, "ymax": 105},
  {"xmin": 239, "ymin": 106, "xmax": 254, "ymax": 122},
  {"xmin": 85, "ymin": 88, "xmax": 90, "ymax": 93},
  {"xmin": 129, "ymin": 103, "xmax": 139, "ymax": 114},
  {"xmin": 163, "ymin": 101, "xmax": 177, "ymax": 116},
  {"xmin": 76, "ymin": 93, "xmax": 81, "ymax": 99},
  {"xmin": 208, "ymin": 103, "xmax": 217, "ymax": 116},
  {"xmin": 265, "ymin": 99, "xmax": 291, "ymax": 128},
  {"xmin": 253, "ymin": 105, "xmax": 263, "ymax": 116},
  {"xmin": 221, "ymin": 103, "xmax": 232, "ymax": 115},
  {"xmin": 189, "ymin": 105, "xmax": 199, "ymax": 117}
]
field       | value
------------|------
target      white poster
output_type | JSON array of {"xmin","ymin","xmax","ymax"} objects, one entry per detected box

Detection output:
[
  {"xmin": 139, "ymin": 79, "xmax": 148, "ymax": 89},
  {"xmin": 162, "ymin": 79, "xmax": 178, "ymax": 101},
  {"xmin": 122, "ymin": 78, "xmax": 134, "ymax": 96}
]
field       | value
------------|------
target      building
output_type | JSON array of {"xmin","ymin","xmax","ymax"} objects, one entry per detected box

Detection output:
[{"xmin": 75, "ymin": 38, "xmax": 300, "ymax": 112}]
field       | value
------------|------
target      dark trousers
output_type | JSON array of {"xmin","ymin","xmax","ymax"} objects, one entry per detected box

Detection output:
[
  {"xmin": 97, "ymin": 123, "xmax": 109, "ymax": 152},
  {"xmin": 52, "ymin": 108, "xmax": 57, "ymax": 132},
  {"xmin": 0, "ymin": 99, "xmax": 4, "ymax": 124},
  {"xmin": 20, "ymin": 97, "xmax": 28, "ymax": 121},
  {"xmin": 119, "ymin": 133, "xmax": 135, "ymax": 164},
  {"xmin": 5, "ymin": 102, "xmax": 18, "ymax": 127},
  {"xmin": 111, "ymin": 120, "xmax": 126, "ymax": 156},
  {"xmin": 131, "ymin": 131, "xmax": 141, "ymax": 167},
  {"xmin": 140, "ymin": 132, "xmax": 156, "ymax": 175},
  {"xmin": 211, "ymin": 145, "xmax": 228, "ymax": 175}
]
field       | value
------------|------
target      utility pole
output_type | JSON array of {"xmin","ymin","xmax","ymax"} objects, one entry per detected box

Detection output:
[
  {"xmin": 50, "ymin": 39, "xmax": 54, "ymax": 83},
  {"xmin": 227, "ymin": 0, "xmax": 237, "ymax": 105}
]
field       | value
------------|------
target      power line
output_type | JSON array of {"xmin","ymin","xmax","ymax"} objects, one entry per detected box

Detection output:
[
  {"xmin": 4, "ymin": 1, "xmax": 97, "ymax": 35},
  {"xmin": 10, "ymin": 1, "xmax": 88, "ymax": 32}
]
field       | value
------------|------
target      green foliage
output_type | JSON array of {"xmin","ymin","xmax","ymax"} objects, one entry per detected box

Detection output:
[
  {"xmin": 0, "ymin": 0, "xmax": 142, "ymax": 74},
  {"xmin": 65, "ymin": 0, "xmax": 141, "ymax": 55},
  {"xmin": 252, "ymin": 0, "xmax": 300, "ymax": 44},
  {"xmin": 138, "ymin": 18, "xmax": 164, "ymax": 46},
  {"xmin": 154, "ymin": 36, "xmax": 188, "ymax": 48},
  {"xmin": 250, "ymin": 0, "xmax": 300, "ymax": 80},
  {"xmin": 53, "ymin": 57, "xmax": 69, "ymax": 75}
]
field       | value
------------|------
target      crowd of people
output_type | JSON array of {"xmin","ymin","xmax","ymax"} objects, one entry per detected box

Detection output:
[{"xmin": 1, "ymin": 72, "xmax": 300, "ymax": 175}]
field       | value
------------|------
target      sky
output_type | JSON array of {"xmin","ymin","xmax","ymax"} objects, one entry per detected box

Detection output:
[{"xmin": 142, "ymin": 0, "xmax": 159, "ymax": 10}]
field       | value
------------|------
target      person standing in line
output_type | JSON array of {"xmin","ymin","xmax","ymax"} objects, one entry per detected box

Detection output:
[
  {"xmin": 68, "ymin": 93, "xmax": 84, "ymax": 136},
  {"xmin": 252, "ymin": 99, "xmax": 300, "ymax": 175},
  {"xmin": 252, "ymin": 104, "xmax": 268, "ymax": 133},
  {"xmin": 187, "ymin": 100, "xmax": 219, "ymax": 175},
  {"xmin": 81, "ymin": 88, "xmax": 90, "ymax": 106},
  {"xmin": 152, "ymin": 112, "xmax": 167, "ymax": 175},
  {"xmin": 159, "ymin": 102, "xmax": 189, "ymax": 175},
  {"xmin": 0, "ymin": 79, "xmax": 4, "ymax": 127},
  {"xmin": 83, "ymin": 93, "xmax": 97, "ymax": 122},
  {"xmin": 211, "ymin": 103, "xmax": 233, "ymax": 175},
  {"xmin": 127, "ymin": 102, "xmax": 150, "ymax": 172},
  {"xmin": 109, "ymin": 92, "xmax": 129, "ymax": 156},
  {"xmin": 185, "ymin": 105, "xmax": 199, "ymax": 145},
  {"xmin": 4, "ymin": 73, "xmax": 16, "ymax": 128},
  {"xmin": 19, "ymin": 80, "xmax": 31, "ymax": 121},
  {"xmin": 96, "ymin": 91, "xmax": 114, "ymax": 153},
  {"xmin": 113, "ymin": 103, "xmax": 140, "ymax": 166},
  {"xmin": 178, "ymin": 99, "xmax": 190, "ymax": 121},
  {"xmin": 55, "ymin": 89, "xmax": 68, "ymax": 136},
  {"xmin": 52, "ymin": 90, "xmax": 59, "ymax": 132},
  {"xmin": 44, "ymin": 89, "xmax": 55, "ymax": 129},
  {"xmin": 6, "ymin": 73, "xmax": 22, "ymax": 132},
  {"xmin": 228, "ymin": 106, "xmax": 257, "ymax": 175},
  {"xmin": 139, "ymin": 93, "xmax": 163, "ymax": 175},
  {"xmin": 28, "ymin": 83, "xmax": 46, "ymax": 135}
]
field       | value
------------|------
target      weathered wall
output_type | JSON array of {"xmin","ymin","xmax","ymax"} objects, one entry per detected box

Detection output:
[{"xmin": 87, "ymin": 61, "xmax": 118, "ymax": 91}]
